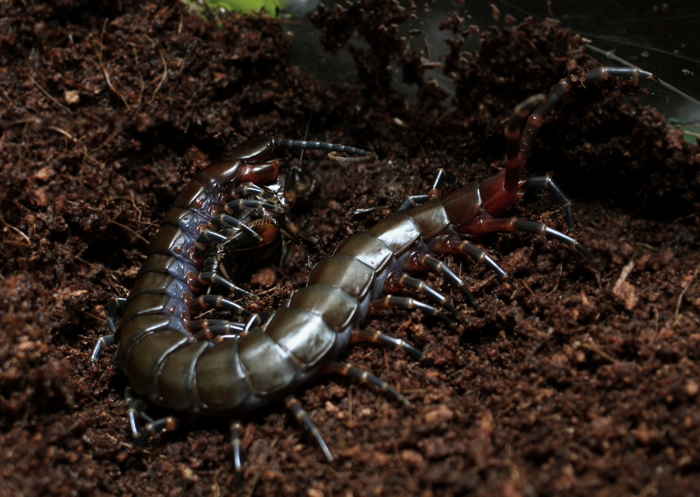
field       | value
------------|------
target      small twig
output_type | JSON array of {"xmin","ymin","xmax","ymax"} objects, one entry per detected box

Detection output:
[
  {"xmin": 28, "ymin": 74, "xmax": 72, "ymax": 113},
  {"xmin": 47, "ymin": 125, "xmax": 77, "ymax": 142},
  {"xmin": 545, "ymin": 262, "xmax": 563, "ymax": 297},
  {"xmin": 106, "ymin": 219, "xmax": 149, "ymax": 244},
  {"xmin": 0, "ymin": 199, "xmax": 30, "ymax": 246},
  {"xmin": 580, "ymin": 342, "xmax": 618, "ymax": 364},
  {"xmin": 612, "ymin": 259, "xmax": 635, "ymax": 294},
  {"xmin": 149, "ymin": 47, "xmax": 168, "ymax": 104},
  {"xmin": 675, "ymin": 261, "xmax": 700, "ymax": 316},
  {"xmin": 95, "ymin": 44, "xmax": 130, "ymax": 108},
  {"xmin": 328, "ymin": 151, "xmax": 376, "ymax": 162}
]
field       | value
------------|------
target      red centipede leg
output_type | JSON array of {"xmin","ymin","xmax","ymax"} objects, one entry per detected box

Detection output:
[
  {"xmin": 323, "ymin": 362, "xmax": 411, "ymax": 407},
  {"xmin": 285, "ymin": 396, "xmax": 333, "ymax": 462},
  {"xmin": 382, "ymin": 273, "xmax": 461, "ymax": 321},
  {"xmin": 402, "ymin": 250, "xmax": 478, "ymax": 306},
  {"xmin": 370, "ymin": 295, "xmax": 458, "ymax": 329},
  {"xmin": 428, "ymin": 237, "xmax": 511, "ymax": 282},
  {"xmin": 351, "ymin": 329, "xmax": 428, "ymax": 363},
  {"xmin": 479, "ymin": 218, "xmax": 602, "ymax": 269}
]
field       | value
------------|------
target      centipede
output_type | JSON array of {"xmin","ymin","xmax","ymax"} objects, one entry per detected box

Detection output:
[{"xmin": 93, "ymin": 67, "xmax": 654, "ymax": 485}]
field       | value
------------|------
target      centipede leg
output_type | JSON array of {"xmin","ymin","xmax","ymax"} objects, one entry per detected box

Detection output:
[
  {"xmin": 226, "ymin": 199, "xmax": 285, "ymax": 215},
  {"xmin": 403, "ymin": 251, "xmax": 477, "ymax": 306},
  {"xmin": 479, "ymin": 217, "xmax": 602, "ymax": 269},
  {"xmin": 193, "ymin": 271, "xmax": 254, "ymax": 297},
  {"xmin": 370, "ymin": 295, "xmax": 458, "ymax": 329},
  {"xmin": 194, "ymin": 215, "xmax": 263, "ymax": 258},
  {"xmin": 230, "ymin": 182, "xmax": 277, "ymax": 200},
  {"xmin": 230, "ymin": 420, "xmax": 244, "ymax": 491},
  {"xmin": 106, "ymin": 296, "xmax": 127, "ymax": 333},
  {"xmin": 397, "ymin": 168, "xmax": 457, "ymax": 211},
  {"xmin": 188, "ymin": 294, "xmax": 252, "ymax": 317},
  {"xmin": 285, "ymin": 396, "xmax": 333, "ymax": 462},
  {"xmin": 323, "ymin": 361, "xmax": 411, "ymax": 407},
  {"xmin": 522, "ymin": 176, "xmax": 575, "ymax": 232},
  {"xmin": 382, "ymin": 273, "xmax": 461, "ymax": 321},
  {"xmin": 428, "ymin": 237, "xmax": 511, "ymax": 282},
  {"xmin": 351, "ymin": 329, "xmax": 428, "ymax": 363},
  {"xmin": 189, "ymin": 319, "xmax": 247, "ymax": 340},
  {"xmin": 125, "ymin": 387, "xmax": 182, "ymax": 448},
  {"xmin": 91, "ymin": 296, "xmax": 127, "ymax": 364},
  {"xmin": 91, "ymin": 333, "xmax": 115, "ymax": 365}
]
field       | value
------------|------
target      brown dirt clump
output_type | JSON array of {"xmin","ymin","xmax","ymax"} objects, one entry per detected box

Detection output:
[{"xmin": 2, "ymin": 1, "xmax": 699, "ymax": 496}]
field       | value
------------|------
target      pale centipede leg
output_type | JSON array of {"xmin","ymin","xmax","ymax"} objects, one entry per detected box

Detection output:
[
  {"xmin": 125, "ymin": 387, "xmax": 182, "ymax": 448},
  {"xmin": 193, "ymin": 271, "xmax": 254, "ymax": 297},
  {"xmin": 225, "ymin": 199, "xmax": 285, "ymax": 214},
  {"xmin": 285, "ymin": 396, "xmax": 333, "ymax": 462},
  {"xmin": 106, "ymin": 296, "xmax": 127, "ymax": 333},
  {"xmin": 351, "ymin": 329, "xmax": 428, "ymax": 363},
  {"xmin": 230, "ymin": 182, "xmax": 275, "ymax": 200},
  {"xmin": 91, "ymin": 333, "xmax": 115, "ymax": 365},
  {"xmin": 189, "ymin": 319, "xmax": 246, "ymax": 340},
  {"xmin": 91, "ymin": 296, "xmax": 127, "ymax": 364},
  {"xmin": 323, "ymin": 361, "xmax": 411, "ymax": 407},
  {"xmin": 194, "ymin": 215, "xmax": 263, "ymax": 258},
  {"xmin": 188, "ymin": 294, "xmax": 252, "ymax": 317},
  {"xmin": 370, "ymin": 295, "xmax": 458, "ymax": 329},
  {"xmin": 230, "ymin": 421, "xmax": 244, "ymax": 490}
]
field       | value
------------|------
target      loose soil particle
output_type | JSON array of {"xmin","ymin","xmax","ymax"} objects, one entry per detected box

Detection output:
[{"xmin": 2, "ymin": 1, "xmax": 700, "ymax": 496}]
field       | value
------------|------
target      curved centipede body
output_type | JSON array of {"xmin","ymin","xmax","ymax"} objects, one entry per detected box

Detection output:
[
  {"xmin": 93, "ymin": 67, "xmax": 655, "ymax": 484},
  {"xmin": 90, "ymin": 135, "xmax": 373, "ymax": 427}
]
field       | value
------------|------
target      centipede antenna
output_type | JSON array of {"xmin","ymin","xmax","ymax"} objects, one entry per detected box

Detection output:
[
  {"xmin": 520, "ymin": 67, "xmax": 657, "ymax": 167},
  {"xmin": 274, "ymin": 137, "xmax": 374, "ymax": 160},
  {"xmin": 298, "ymin": 112, "xmax": 312, "ymax": 169}
]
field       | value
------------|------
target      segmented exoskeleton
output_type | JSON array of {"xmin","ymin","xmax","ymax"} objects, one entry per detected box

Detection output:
[
  {"xmin": 90, "ymin": 135, "xmax": 373, "ymax": 445},
  {"xmin": 93, "ymin": 67, "xmax": 654, "ymax": 485}
]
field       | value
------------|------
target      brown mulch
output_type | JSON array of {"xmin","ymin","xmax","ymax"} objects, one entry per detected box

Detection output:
[{"xmin": 2, "ymin": 1, "xmax": 700, "ymax": 496}]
